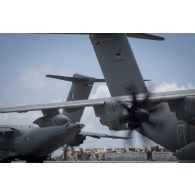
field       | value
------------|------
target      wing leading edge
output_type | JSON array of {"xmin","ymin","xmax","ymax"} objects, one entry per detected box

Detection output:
[{"xmin": 1, "ymin": 89, "xmax": 195, "ymax": 113}]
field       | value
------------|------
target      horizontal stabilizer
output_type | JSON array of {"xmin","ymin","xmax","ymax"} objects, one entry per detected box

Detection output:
[
  {"xmin": 80, "ymin": 131, "xmax": 132, "ymax": 139},
  {"xmin": 79, "ymin": 33, "xmax": 165, "ymax": 41},
  {"xmin": 144, "ymin": 79, "xmax": 151, "ymax": 82},
  {"xmin": 42, "ymin": 33, "xmax": 164, "ymax": 41},
  {"xmin": 126, "ymin": 33, "xmax": 164, "ymax": 41},
  {"xmin": 46, "ymin": 74, "xmax": 105, "ymax": 83}
]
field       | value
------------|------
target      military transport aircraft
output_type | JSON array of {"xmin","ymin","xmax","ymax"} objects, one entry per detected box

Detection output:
[
  {"xmin": 1, "ymin": 33, "xmax": 195, "ymax": 160},
  {"xmin": 0, "ymin": 73, "xmax": 130, "ymax": 162}
]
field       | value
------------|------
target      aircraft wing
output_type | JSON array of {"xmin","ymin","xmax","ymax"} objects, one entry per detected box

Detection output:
[
  {"xmin": 80, "ymin": 131, "xmax": 131, "ymax": 139},
  {"xmin": 0, "ymin": 98, "xmax": 107, "ymax": 113},
  {"xmin": 1, "ymin": 89, "xmax": 195, "ymax": 113}
]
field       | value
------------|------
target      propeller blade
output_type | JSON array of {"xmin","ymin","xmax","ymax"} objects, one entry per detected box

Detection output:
[
  {"xmin": 120, "ymin": 101, "xmax": 132, "ymax": 112},
  {"xmin": 146, "ymin": 120, "xmax": 157, "ymax": 128},
  {"xmin": 149, "ymin": 106, "xmax": 160, "ymax": 113},
  {"xmin": 132, "ymin": 92, "xmax": 137, "ymax": 109},
  {"xmin": 142, "ymin": 112, "xmax": 164, "ymax": 132},
  {"xmin": 149, "ymin": 103, "xmax": 165, "ymax": 114},
  {"xmin": 138, "ymin": 93, "xmax": 150, "ymax": 108}
]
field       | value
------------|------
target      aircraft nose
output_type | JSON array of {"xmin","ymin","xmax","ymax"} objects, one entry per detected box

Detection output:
[
  {"xmin": 76, "ymin": 124, "xmax": 84, "ymax": 129},
  {"xmin": 57, "ymin": 123, "xmax": 84, "ymax": 137},
  {"xmin": 70, "ymin": 123, "xmax": 84, "ymax": 129},
  {"xmin": 52, "ymin": 123, "xmax": 84, "ymax": 145}
]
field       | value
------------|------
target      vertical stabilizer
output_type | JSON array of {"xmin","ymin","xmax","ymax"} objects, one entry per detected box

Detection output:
[
  {"xmin": 46, "ymin": 74, "xmax": 105, "ymax": 122},
  {"xmin": 89, "ymin": 33, "xmax": 148, "ymax": 96}
]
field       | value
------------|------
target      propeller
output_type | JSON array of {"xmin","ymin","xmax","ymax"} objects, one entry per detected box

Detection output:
[
  {"xmin": 119, "ymin": 87, "xmax": 164, "ymax": 133},
  {"xmin": 120, "ymin": 89, "xmax": 165, "ymax": 148}
]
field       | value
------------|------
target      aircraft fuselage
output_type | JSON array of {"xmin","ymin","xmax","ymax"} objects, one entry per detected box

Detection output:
[{"xmin": 0, "ymin": 123, "xmax": 82, "ymax": 161}]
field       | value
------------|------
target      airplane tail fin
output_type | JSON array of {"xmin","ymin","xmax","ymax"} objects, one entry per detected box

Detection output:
[
  {"xmin": 46, "ymin": 74, "xmax": 105, "ymax": 122},
  {"xmin": 89, "ymin": 34, "xmax": 160, "ymax": 97}
]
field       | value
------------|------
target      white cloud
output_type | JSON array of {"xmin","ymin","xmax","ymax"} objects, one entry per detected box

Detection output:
[
  {"xmin": 19, "ymin": 64, "xmax": 72, "ymax": 91},
  {"xmin": 0, "ymin": 112, "xmax": 42, "ymax": 125},
  {"xmin": 20, "ymin": 64, "xmax": 53, "ymax": 90},
  {"xmin": 154, "ymin": 82, "xmax": 193, "ymax": 92},
  {"xmin": 90, "ymin": 84, "xmax": 110, "ymax": 99}
]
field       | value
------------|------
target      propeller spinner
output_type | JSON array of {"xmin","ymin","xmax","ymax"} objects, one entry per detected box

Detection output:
[{"xmin": 119, "ymin": 89, "xmax": 162, "ymax": 131}]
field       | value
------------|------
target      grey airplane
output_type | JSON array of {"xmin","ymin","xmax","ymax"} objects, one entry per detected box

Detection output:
[
  {"xmin": 1, "ymin": 33, "xmax": 195, "ymax": 161},
  {"xmin": 0, "ymin": 73, "xmax": 130, "ymax": 163}
]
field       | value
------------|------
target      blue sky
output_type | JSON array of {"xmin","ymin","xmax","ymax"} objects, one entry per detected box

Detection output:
[{"xmin": 0, "ymin": 33, "xmax": 195, "ymax": 148}]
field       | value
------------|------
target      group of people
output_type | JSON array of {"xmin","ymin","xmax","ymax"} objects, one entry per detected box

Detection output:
[
  {"xmin": 61, "ymin": 147, "xmax": 105, "ymax": 161},
  {"xmin": 144, "ymin": 145, "xmax": 163, "ymax": 160},
  {"xmin": 50, "ymin": 145, "xmax": 165, "ymax": 161}
]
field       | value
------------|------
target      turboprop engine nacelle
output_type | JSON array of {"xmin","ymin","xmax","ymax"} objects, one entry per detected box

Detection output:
[
  {"xmin": 94, "ymin": 102, "xmax": 129, "ymax": 130},
  {"xmin": 33, "ymin": 115, "xmax": 69, "ymax": 127}
]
